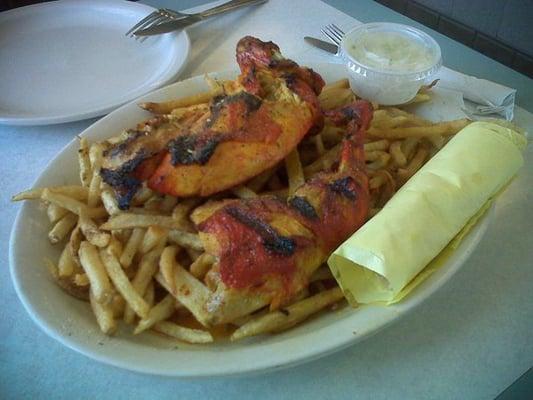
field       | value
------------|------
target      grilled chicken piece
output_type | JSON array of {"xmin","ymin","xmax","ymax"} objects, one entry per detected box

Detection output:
[
  {"xmin": 190, "ymin": 101, "xmax": 373, "ymax": 325},
  {"xmin": 100, "ymin": 36, "xmax": 324, "ymax": 209}
]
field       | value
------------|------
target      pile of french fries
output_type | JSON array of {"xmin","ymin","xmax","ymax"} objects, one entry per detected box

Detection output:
[{"xmin": 12, "ymin": 76, "xmax": 470, "ymax": 344}]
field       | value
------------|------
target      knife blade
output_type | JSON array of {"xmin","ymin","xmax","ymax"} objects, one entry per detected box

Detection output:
[
  {"xmin": 134, "ymin": 16, "xmax": 202, "ymax": 36},
  {"xmin": 304, "ymin": 36, "xmax": 338, "ymax": 55}
]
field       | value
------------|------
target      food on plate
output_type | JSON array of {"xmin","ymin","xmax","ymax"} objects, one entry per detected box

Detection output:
[
  {"xmin": 12, "ymin": 37, "xmax": 471, "ymax": 343},
  {"xmin": 100, "ymin": 36, "xmax": 325, "ymax": 209}
]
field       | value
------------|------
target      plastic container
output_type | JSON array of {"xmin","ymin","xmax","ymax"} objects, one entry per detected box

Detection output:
[{"xmin": 339, "ymin": 22, "xmax": 442, "ymax": 105}]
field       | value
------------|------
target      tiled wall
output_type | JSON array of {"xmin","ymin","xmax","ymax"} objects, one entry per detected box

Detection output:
[{"xmin": 376, "ymin": 0, "xmax": 533, "ymax": 78}]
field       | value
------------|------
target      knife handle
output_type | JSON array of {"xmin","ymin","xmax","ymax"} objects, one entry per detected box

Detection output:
[{"xmin": 199, "ymin": 0, "xmax": 268, "ymax": 19}]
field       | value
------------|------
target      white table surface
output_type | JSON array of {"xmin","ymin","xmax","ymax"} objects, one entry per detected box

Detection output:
[{"xmin": 1, "ymin": 0, "xmax": 532, "ymax": 399}]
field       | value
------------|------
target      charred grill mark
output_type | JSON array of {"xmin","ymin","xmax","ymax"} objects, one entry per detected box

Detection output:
[
  {"xmin": 103, "ymin": 130, "xmax": 144, "ymax": 158},
  {"xmin": 209, "ymin": 91, "xmax": 262, "ymax": 127},
  {"xmin": 100, "ymin": 151, "xmax": 147, "ymax": 209},
  {"xmin": 329, "ymin": 176, "xmax": 358, "ymax": 200},
  {"xmin": 283, "ymin": 73, "xmax": 297, "ymax": 89},
  {"xmin": 167, "ymin": 134, "xmax": 222, "ymax": 166},
  {"xmin": 289, "ymin": 196, "xmax": 318, "ymax": 219},
  {"xmin": 225, "ymin": 206, "xmax": 296, "ymax": 256}
]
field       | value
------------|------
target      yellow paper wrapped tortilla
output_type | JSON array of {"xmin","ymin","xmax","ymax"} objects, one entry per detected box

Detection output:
[{"xmin": 328, "ymin": 121, "xmax": 526, "ymax": 305}]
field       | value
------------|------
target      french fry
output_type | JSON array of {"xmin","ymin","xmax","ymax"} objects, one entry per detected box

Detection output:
[
  {"xmin": 100, "ymin": 213, "xmax": 189, "ymax": 231},
  {"xmin": 231, "ymin": 185, "xmax": 258, "ymax": 199},
  {"xmin": 160, "ymin": 246, "xmax": 178, "ymax": 293},
  {"xmin": 78, "ymin": 137, "xmax": 92, "ymax": 187},
  {"xmin": 79, "ymin": 211, "xmax": 110, "ymax": 248},
  {"xmin": 140, "ymin": 87, "xmax": 223, "ymax": 114},
  {"xmin": 155, "ymin": 261, "xmax": 212, "ymax": 327},
  {"xmin": 74, "ymin": 273, "xmax": 90, "ymax": 286},
  {"xmin": 313, "ymin": 134, "xmax": 326, "ymax": 156},
  {"xmin": 134, "ymin": 294, "xmax": 176, "ymax": 334},
  {"xmin": 48, "ymin": 213, "xmax": 78, "ymax": 244},
  {"xmin": 365, "ymin": 150, "xmax": 390, "ymax": 162},
  {"xmin": 153, "ymin": 321, "xmax": 213, "ymax": 344},
  {"xmin": 309, "ymin": 266, "xmax": 334, "ymax": 282},
  {"xmin": 88, "ymin": 144, "xmax": 103, "ymax": 207},
  {"xmin": 140, "ymin": 225, "xmax": 168, "ymax": 254},
  {"xmin": 322, "ymin": 78, "xmax": 349, "ymax": 91},
  {"xmin": 401, "ymin": 137, "xmax": 420, "ymax": 161},
  {"xmin": 231, "ymin": 288, "xmax": 344, "ymax": 340},
  {"xmin": 41, "ymin": 189, "xmax": 106, "ymax": 219},
  {"xmin": 172, "ymin": 198, "xmax": 201, "ymax": 222},
  {"xmin": 190, "ymin": 253, "xmax": 216, "ymax": 279},
  {"xmin": 131, "ymin": 186, "xmax": 154, "ymax": 206},
  {"xmin": 99, "ymin": 248, "xmax": 150, "ymax": 319},
  {"xmin": 100, "ymin": 188, "xmax": 120, "ymax": 216},
  {"xmin": 364, "ymin": 139, "xmax": 389, "ymax": 152},
  {"xmin": 167, "ymin": 230, "xmax": 204, "ymax": 251},
  {"xmin": 123, "ymin": 244, "xmax": 164, "ymax": 323},
  {"xmin": 69, "ymin": 224, "xmax": 83, "ymax": 266},
  {"xmin": 285, "ymin": 149, "xmax": 305, "ymax": 195},
  {"xmin": 44, "ymin": 258, "xmax": 89, "ymax": 300},
  {"xmin": 319, "ymin": 88, "xmax": 354, "ymax": 110},
  {"xmin": 366, "ymin": 152, "xmax": 390, "ymax": 170},
  {"xmin": 90, "ymin": 292, "xmax": 117, "ymax": 335},
  {"xmin": 110, "ymin": 294, "xmax": 126, "ymax": 318},
  {"xmin": 398, "ymin": 147, "xmax": 429, "ymax": 181},
  {"xmin": 78, "ymin": 241, "xmax": 114, "ymax": 305},
  {"xmin": 58, "ymin": 246, "xmax": 76, "ymax": 277},
  {"xmin": 12, "ymin": 186, "xmax": 88, "ymax": 202},
  {"xmin": 390, "ymin": 140, "xmax": 407, "ymax": 166},
  {"xmin": 160, "ymin": 195, "xmax": 178, "ymax": 213},
  {"xmin": 106, "ymin": 236, "xmax": 123, "ymax": 259},
  {"xmin": 368, "ymin": 119, "xmax": 470, "ymax": 139},
  {"xmin": 320, "ymin": 125, "xmax": 344, "ymax": 146},
  {"xmin": 144, "ymin": 281, "xmax": 155, "ymax": 308},
  {"xmin": 119, "ymin": 227, "xmax": 145, "ymax": 268},
  {"xmin": 47, "ymin": 203, "xmax": 69, "ymax": 224},
  {"xmin": 303, "ymin": 143, "xmax": 341, "ymax": 177}
]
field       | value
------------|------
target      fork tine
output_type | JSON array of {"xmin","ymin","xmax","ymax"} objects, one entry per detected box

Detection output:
[
  {"xmin": 321, "ymin": 28, "xmax": 341, "ymax": 45},
  {"xmin": 133, "ymin": 13, "xmax": 171, "ymax": 41},
  {"xmin": 331, "ymin": 23, "xmax": 345, "ymax": 37},
  {"xmin": 125, "ymin": 11, "xmax": 158, "ymax": 36},
  {"xmin": 326, "ymin": 24, "xmax": 343, "ymax": 43},
  {"xmin": 129, "ymin": 13, "xmax": 161, "ymax": 37}
]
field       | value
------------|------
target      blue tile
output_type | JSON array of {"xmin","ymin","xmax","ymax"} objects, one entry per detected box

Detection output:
[
  {"xmin": 412, "ymin": 0, "xmax": 453, "ymax": 14},
  {"xmin": 451, "ymin": 0, "xmax": 506, "ymax": 37},
  {"xmin": 405, "ymin": 2, "xmax": 440, "ymax": 29},
  {"xmin": 497, "ymin": 0, "xmax": 533, "ymax": 56},
  {"xmin": 512, "ymin": 52, "xmax": 533, "ymax": 79},
  {"xmin": 375, "ymin": 0, "xmax": 408, "ymax": 13},
  {"xmin": 472, "ymin": 33, "xmax": 515, "ymax": 65},
  {"xmin": 438, "ymin": 16, "xmax": 476, "ymax": 46}
]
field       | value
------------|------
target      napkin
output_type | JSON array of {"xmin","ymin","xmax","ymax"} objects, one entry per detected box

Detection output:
[
  {"xmin": 434, "ymin": 67, "xmax": 516, "ymax": 121},
  {"xmin": 328, "ymin": 121, "xmax": 526, "ymax": 305}
]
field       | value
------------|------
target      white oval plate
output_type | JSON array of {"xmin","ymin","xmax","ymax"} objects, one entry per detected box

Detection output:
[
  {"xmin": 9, "ymin": 63, "xmax": 492, "ymax": 377},
  {"xmin": 0, "ymin": 0, "xmax": 190, "ymax": 126}
]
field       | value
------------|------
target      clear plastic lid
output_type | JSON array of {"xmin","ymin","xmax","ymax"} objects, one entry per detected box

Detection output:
[{"xmin": 340, "ymin": 22, "xmax": 442, "ymax": 81}]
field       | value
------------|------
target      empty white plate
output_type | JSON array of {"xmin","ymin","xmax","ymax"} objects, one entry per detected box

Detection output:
[{"xmin": 0, "ymin": 0, "xmax": 190, "ymax": 125}]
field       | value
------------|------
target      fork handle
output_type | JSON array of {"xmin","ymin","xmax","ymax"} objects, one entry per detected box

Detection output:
[{"xmin": 198, "ymin": 0, "xmax": 268, "ymax": 19}]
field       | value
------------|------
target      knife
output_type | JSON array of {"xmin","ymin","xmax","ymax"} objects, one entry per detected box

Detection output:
[
  {"xmin": 135, "ymin": 0, "xmax": 268, "ymax": 36},
  {"xmin": 304, "ymin": 36, "xmax": 338, "ymax": 55}
]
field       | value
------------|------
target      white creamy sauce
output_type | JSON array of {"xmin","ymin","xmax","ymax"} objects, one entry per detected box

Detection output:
[{"xmin": 348, "ymin": 32, "xmax": 434, "ymax": 72}]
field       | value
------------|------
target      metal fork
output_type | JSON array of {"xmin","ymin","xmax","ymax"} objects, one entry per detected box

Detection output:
[
  {"xmin": 127, "ymin": 0, "xmax": 266, "ymax": 41},
  {"xmin": 125, "ymin": 8, "xmax": 183, "ymax": 39},
  {"xmin": 321, "ymin": 23, "xmax": 345, "ymax": 46}
]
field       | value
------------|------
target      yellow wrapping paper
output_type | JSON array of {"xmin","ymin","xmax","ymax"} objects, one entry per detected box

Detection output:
[{"xmin": 328, "ymin": 121, "xmax": 526, "ymax": 305}]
